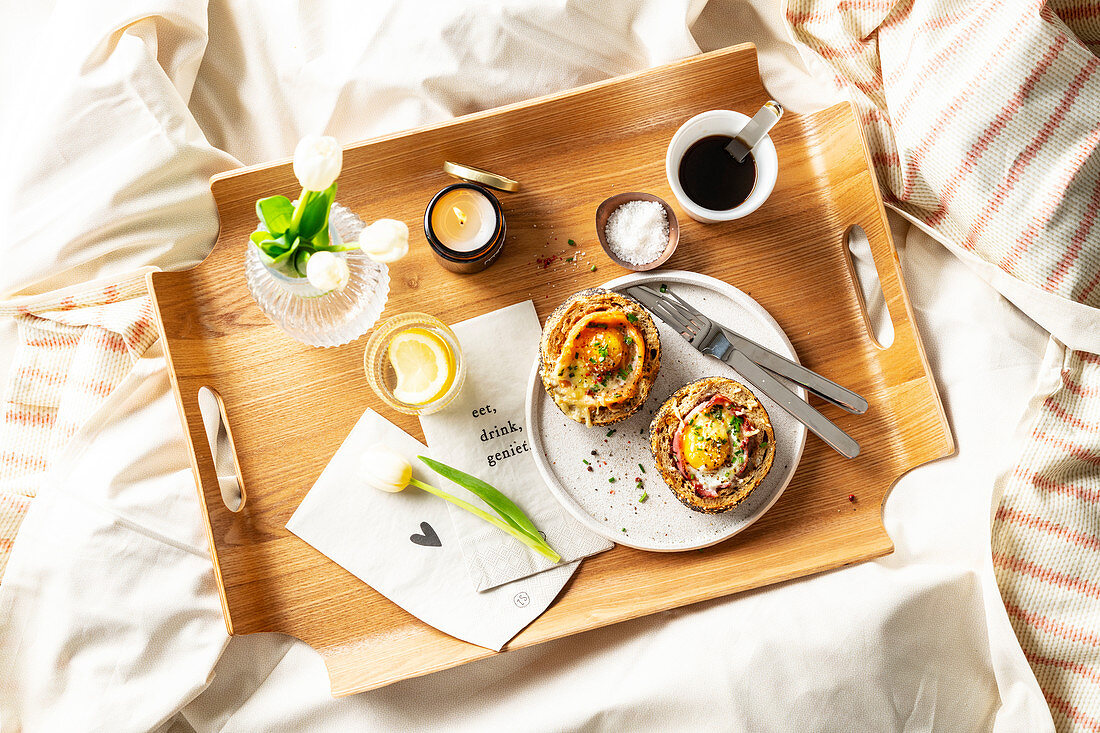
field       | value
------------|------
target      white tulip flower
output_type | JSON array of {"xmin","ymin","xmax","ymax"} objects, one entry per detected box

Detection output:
[
  {"xmin": 306, "ymin": 250, "xmax": 351, "ymax": 293},
  {"xmin": 357, "ymin": 219, "xmax": 410, "ymax": 264},
  {"xmin": 293, "ymin": 134, "xmax": 343, "ymax": 191},
  {"xmin": 359, "ymin": 444, "xmax": 413, "ymax": 493}
]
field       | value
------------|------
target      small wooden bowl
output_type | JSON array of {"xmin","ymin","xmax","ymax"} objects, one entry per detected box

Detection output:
[{"xmin": 595, "ymin": 192, "xmax": 680, "ymax": 271}]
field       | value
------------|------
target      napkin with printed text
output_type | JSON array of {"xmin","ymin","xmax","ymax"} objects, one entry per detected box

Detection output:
[{"xmin": 419, "ymin": 300, "xmax": 613, "ymax": 592}]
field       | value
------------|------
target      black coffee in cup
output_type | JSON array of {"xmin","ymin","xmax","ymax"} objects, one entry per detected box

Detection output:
[{"xmin": 677, "ymin": 135, "xmax": 757, "ymax": 211}]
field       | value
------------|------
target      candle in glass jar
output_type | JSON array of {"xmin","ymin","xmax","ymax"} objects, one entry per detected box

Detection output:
[
  {"xmin": 429, "ymin": 186, "xmax": 498, "ymax": 253},
  {"xmin": 424, "ymin": 179, "xmax": 508, "ymax": 274}
]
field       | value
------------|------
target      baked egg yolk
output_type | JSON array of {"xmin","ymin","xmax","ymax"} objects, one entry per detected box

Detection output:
[
  {"xmin": 574, "ymin": 327, "xmax": 626, "ymax": 374},
  {"xmin": 682, "ymin": 413, "xmax": 731, "ymax": 471}
]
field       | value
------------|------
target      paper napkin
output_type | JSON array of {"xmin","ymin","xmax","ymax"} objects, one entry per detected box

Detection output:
[
  {"xmin": 419, "ymin": 301, "xmax": 614, "ymax": 592},
  {"xmin": 286, "ymin": 409, "xmax": 579, "ymax": 651}
]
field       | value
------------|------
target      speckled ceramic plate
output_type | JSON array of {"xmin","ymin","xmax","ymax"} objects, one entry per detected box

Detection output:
[{"xmin": 525, "ymin": 270, "xmax": 807, "ymax": 552}]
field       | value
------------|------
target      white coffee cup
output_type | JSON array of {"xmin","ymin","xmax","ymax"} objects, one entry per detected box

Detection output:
[{"xmin": 665, "ymin": 110, "xmax": 779, "ymax": 224}]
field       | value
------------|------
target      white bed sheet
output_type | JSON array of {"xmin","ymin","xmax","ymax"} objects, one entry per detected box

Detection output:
[{"xmin": 0, "ymin": 1, "xmax": 1055, "ymax": 730}]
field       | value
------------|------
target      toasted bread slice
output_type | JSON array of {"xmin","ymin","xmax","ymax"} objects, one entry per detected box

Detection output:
[
  {"xmin": 650, "ymin": 377, "xmax": 775, "ymax": 513},
  {"xmin": 539, "ymin": 288, "xmax": 660, "ymax": 426}
]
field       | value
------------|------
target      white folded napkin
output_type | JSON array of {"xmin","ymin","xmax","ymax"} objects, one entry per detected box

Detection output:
[
  {"xmin": 419, "ymin": 301, "xmax": 614, "ymax": 592},
  {"xmin": 286, "ymin": 409, "xmax": 580, "ymax": 651}
]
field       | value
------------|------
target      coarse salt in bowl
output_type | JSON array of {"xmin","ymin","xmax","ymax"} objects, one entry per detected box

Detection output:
[{"xmin": 595, "ymin": 193, "xmax": 679, "ymax": 272}]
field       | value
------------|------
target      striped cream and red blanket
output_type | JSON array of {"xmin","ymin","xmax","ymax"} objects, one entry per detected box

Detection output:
[
  {"xmin": 787, "ymin": 1, "xmax": 1100, "ymax": 729},
  {"xmin": 0, "ymin": 273, "xmax": 158, "ymax": 579}
]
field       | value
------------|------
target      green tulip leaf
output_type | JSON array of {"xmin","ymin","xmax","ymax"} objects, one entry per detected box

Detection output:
[
  {"xmin": 310, "ymin": 223, "xmax": 330, "ymax": 249},
  {"xmin": 297, "ymin": 182, "xmax": 336, "ymax": 240},
  {"xmin": 257, "ymin": 234, "xmax": 303, "ymax": 272},
  {"xmin": 418, "ymin": 456, "xmax": 548, "ymax": 547},
  {"xmin": 256, "ymin": 196, "xmax": 294, "ymax": 237},
  {"xmin": 258, "ymin": 247, "xmax": 292, "ymax": 269},
  {"xmin": 253, "ymin": 232, "xmax": 292, "ymax": 257},
  {"xmin": 407, "ymin": 477, "xmax": 559, "ymax": 562}
]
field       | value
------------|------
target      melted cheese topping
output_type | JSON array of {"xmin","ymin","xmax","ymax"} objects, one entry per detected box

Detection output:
[{"xmin": 550, "ymin": 310, "xmax": 646, "ymax": 422}]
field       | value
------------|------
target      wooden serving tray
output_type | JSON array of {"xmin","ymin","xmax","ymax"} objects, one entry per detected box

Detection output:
[{"xmin": 148, "ymin": 44, "xmax": 952, "ymax": 696}]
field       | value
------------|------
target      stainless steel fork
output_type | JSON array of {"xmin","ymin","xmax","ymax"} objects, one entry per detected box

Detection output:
[
  {"xmin": 626, "ymin": 284, "xmax": 861, "ymax": 458},
  {"xmin": 629, "ymin": 285, "xmax": 868, "ymax": 413}
]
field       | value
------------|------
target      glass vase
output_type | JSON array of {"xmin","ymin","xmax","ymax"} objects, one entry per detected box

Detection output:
[{"xmin": 244, "ymin": 203, "xmax": 390, "ymax": 348}]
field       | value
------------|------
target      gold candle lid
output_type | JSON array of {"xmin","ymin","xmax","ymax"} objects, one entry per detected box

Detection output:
[{"xmin": 443, "ymin": 161, "xmax": 520, "ymax": 193}]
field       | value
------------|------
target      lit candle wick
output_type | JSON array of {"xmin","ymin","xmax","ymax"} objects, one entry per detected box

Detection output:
[{"xmin": 452, "ymin": 206, "xmax": 467, "ymax": 226}]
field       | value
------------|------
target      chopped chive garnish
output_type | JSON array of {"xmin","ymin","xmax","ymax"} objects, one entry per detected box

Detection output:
[
  {"xmin": 568, "ymin": 239, "xmax": 576, "ymax": 246},
  {"xmin": 566, "ymin": 257, "xmax": 574, "ymax": 262},
  {"xmin": 659, "ymin": 284, "xmax": 667, "ymax": 293},
  {"xmin": 621, "ymin": 527, "xmax": 627, "ymax": 533},
  {"xmin": 606, "ymin": 429, "xmax": 616, "ymax": 437},
  {"xmin": 590, "ymin": 264, "xmax": 597, "ymax": 272},
  {"xmin": 626, "ymin": 313, "xmax": 638, "ymax": 323},
  {"xmin": 609, "ymin": 477, "xmax": 616, "ymax": 483},
  {"xmin": 582, "ymin": 459, "xmax": 589, "ymax": 465},
  {"xmin": 639, "ymin": 492, "xmax": 648, "ymax": 503},
  {"xmin": 638, "ymin": 463, "xmax": 646, "ymax": 473}
]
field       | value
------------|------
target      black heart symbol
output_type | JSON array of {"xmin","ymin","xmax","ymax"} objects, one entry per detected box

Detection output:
[{"xmin": 410, "ymin": 521, "xmax": 441, "ymax": 547}]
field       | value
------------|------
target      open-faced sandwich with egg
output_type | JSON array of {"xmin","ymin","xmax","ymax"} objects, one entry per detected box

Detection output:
[
  {"xmin": 650, "ymin": 377, "xmax": 775, "ymax": 513},
  {"xmin": 540, "ymin": 288, "xmax": 660, "ymax": 427}
]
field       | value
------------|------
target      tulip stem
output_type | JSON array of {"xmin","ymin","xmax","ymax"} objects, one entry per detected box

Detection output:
[
  {"xmin": 409, "ymin": 478, "xmax": 560, "ymax": 562},
  {"xmin": 289, "ymin": 186, "xmax": 311, "ymax": 233}
]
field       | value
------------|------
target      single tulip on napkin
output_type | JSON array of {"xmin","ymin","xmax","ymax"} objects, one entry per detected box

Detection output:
[{"xmin": 286, "ymin": 409, "xmax": 579, "ymax": 651}]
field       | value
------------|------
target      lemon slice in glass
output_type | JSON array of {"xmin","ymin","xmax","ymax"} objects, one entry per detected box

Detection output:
[{"xmin": 388, "ymin": 327, "xmax": 456, "ymax": 405}]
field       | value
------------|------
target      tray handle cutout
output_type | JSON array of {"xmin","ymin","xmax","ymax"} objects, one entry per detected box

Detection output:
[
  {"xmin": 844, "ymin": 224, "xmax": 895, "ymax": 349},
  {"xmin": 197, "ymin": 386, "xmax": 246, "ymax": 512}
]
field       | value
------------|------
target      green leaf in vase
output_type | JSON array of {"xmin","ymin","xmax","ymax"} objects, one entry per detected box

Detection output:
[
  {"xmin": 258, "ymin": 234, "xmax": 301, "ymax": 268},
  {"xmin": 309, "ymin": 223, "xmax": 330, "ymax": 250},
  {"xmin": 256, "ymin": 232, "xmax": 294, "ymax": 258},
  {"xmin": 418, "ymin": 456, "xmax": 548, "ymax": 548},
  {"xmin": 256, "ymin": 195, "xmax": 294, "ymax": 236},
  {"xmin": 297, "ymin": 182, "xmax": 336, "ymax": 240}
]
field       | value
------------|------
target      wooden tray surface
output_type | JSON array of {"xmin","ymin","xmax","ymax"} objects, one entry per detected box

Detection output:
[{"xmin": 148, "ymin": 44, "xmax": 952, "ymax": 696}]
